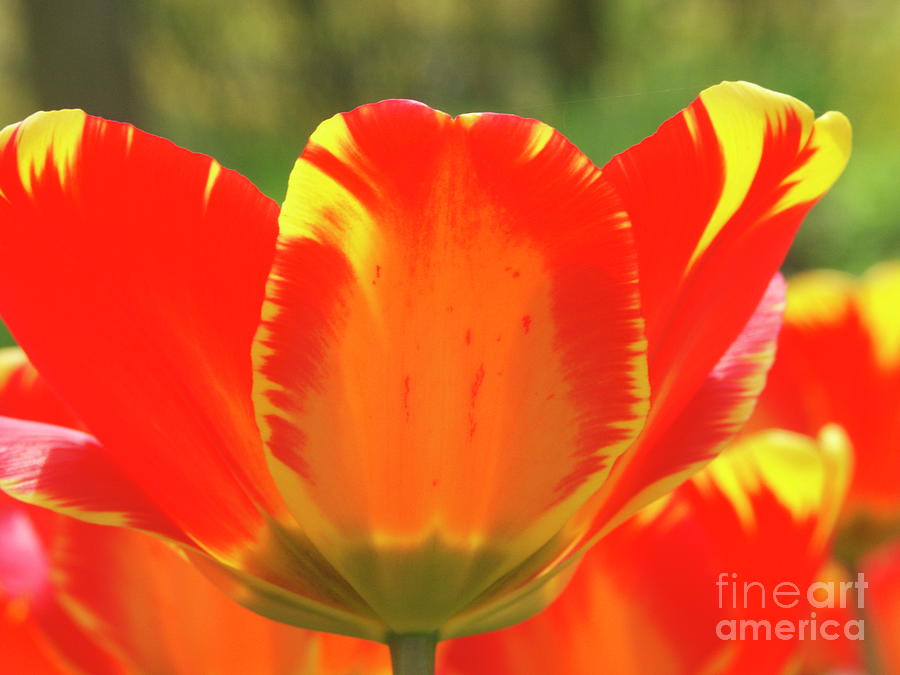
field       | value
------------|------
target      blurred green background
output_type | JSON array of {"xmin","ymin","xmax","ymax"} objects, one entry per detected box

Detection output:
[{"xmin": 0, "ymin": 0, "xmax": 897, "ymax": 346}]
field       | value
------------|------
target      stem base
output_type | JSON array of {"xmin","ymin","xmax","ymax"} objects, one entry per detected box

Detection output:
[{"xmin": 388, "ymin": 634, "xmax": 437, "ymax": 675}]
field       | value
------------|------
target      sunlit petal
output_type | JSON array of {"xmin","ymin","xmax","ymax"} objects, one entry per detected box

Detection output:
[
  {"xmin": 0, "ymin": 110, "xmax": 283, "ymax": 557},
  {"xmin": 253, "ymin": 99, "xmax": 648, "ymax": 633}
]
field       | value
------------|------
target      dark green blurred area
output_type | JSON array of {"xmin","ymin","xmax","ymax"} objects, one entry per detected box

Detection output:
[{"xmin": 0, "ymin": 0, "xmax": 897, "ymax": 347}]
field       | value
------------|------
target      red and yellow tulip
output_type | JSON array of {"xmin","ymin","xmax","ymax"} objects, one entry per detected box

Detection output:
[{"xmin": 0, "ymin": 81, "xmax": 849, "ymax": 659}]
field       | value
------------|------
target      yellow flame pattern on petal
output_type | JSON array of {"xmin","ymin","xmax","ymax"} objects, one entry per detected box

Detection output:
[{"xmin": 3, "ymin": 110, "xmax": 87, "ymax": 195}]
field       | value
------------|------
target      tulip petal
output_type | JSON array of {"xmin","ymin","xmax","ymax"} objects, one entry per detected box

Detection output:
[
  {"xmin": 0, "ymin": 111, "xmax": 281, "ymax": 556},
  {"xmin": 0, "ymin": 417, "xmax": 185, "ymax": 541},
  {"xmin": 253, "ymin": 100, "xmax": 648, "ymax": 630},
  {"xmin": 560, "ymin": 80, "xmax": 849, "ymax": 545},
  {"xmin": 604, "ymin": 81, "xmax": 850, "ymax": 411}
]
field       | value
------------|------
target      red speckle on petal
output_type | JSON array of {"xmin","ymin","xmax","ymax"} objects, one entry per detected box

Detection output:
[
  {"xmin": 402, "ymin": 375, "xmax": 411, "ymax": 420},
  {"xmin": 470, "ymin": 365, "xmax": 485, "ymax": 402},
  {"xmin": 468, "ymin": 364, "xmax": 486, "ymax": 439}
]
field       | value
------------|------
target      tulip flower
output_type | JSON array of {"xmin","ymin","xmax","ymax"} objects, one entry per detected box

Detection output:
[
  {"xmin": 0, "ymin": 347, "xmax": 392, "ymax": 675},
  {"xmin": 0, "ymin": 81, "xmax": 849, "ymax": 671},
  {"xmin": 440, "ymin": 426, "xmax": 852, "ymax": 675}
]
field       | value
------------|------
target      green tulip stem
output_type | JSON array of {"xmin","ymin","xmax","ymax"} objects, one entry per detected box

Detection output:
[{"xmin": 388, "ymin": 634, "xmax": 437, "ymax": 675}]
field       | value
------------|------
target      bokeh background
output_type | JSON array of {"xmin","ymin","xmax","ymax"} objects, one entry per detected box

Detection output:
[{"xmin": 0, "ymin": 0, "xmax": 897, "ymax": 346}]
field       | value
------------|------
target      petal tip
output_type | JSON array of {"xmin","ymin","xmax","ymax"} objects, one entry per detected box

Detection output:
[
  {"xmin": 814, "ymin": 110, "xmax": 852, "ymax": 161},
  {"xmin": 2, "ymin": 109, "xmax": 88, "ymax": 194}
]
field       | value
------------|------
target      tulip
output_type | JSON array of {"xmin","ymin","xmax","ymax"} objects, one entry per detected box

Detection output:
[
  {"xmin": 0, "ymin": 82, "xmax": 849, "ymax": 671},
  {"xmin": 0, "ymin": 347, "xmax": 391, "ymax": 675}
]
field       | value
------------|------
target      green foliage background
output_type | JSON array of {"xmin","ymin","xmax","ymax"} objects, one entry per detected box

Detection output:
[{"xmin": 0, "ymin": 0, "xmax": 897, "ymax": 347}]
